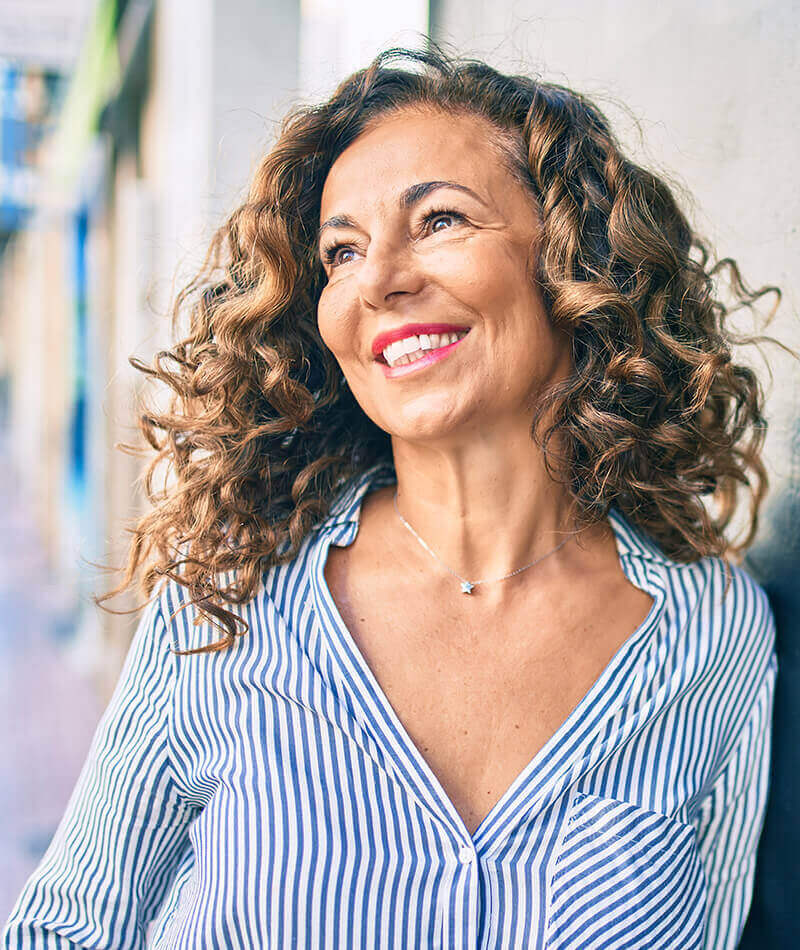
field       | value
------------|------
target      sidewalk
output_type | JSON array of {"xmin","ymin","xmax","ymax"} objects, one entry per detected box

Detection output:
[{"xmin": 0, "ymin": 460, "xmax": 103, "ymax": 922}]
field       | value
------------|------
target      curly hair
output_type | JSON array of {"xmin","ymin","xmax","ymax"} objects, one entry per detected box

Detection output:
[{"xmin": 98, "ymin": 43, "xmax": 787, "ymax": 653}]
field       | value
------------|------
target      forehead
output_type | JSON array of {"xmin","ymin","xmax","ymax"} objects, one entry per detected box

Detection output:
[{"xmin": 319, "ymin": 109, "xmax": 513, "ymax": 219}]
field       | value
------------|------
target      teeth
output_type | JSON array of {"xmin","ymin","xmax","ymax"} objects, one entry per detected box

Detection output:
[{"xmin": 381, "ymin": 330, "xmax": 468, "ymax": 367}]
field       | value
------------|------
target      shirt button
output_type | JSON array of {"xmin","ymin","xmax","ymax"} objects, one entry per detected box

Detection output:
[{"xmin": 458, "ymin": 845, "xmax": 474, "ymax": 864}]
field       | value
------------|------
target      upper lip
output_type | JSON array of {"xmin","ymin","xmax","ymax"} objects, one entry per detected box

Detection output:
[{"xmin": 371, "ymin": 323, "xmax": 470, "ymax": 359}]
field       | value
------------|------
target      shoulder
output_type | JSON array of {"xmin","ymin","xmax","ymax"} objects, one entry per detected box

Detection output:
[
  {"xmin": 664, "ymin": 555, "xmax": 776, "ymax": 666},
  {"xmin": 157, "ymin": 522, "xmax": 335, "ymax": 657},
  {"xmin": 149, "ymin": 569, "xmax": 271, "ymax": 656},
  {"xmin": 136, "ymin": 526, "xmax": 333, "ymax": 659},
  {"xmin": 658, "ymin": 555, "xmax": 777, "ymax": 750},
  {"xmin": 610, "ymin": 506, "xmax": 776, "ymax": 685}
]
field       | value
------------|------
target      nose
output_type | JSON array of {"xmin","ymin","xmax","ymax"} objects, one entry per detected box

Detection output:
[{"xmin": 355, "ymin": 234, "xmax": 425, "ymax": 310}]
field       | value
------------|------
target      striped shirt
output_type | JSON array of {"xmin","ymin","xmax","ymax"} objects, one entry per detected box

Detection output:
[{"xmin": 3, "ymin": 463, "xmax": 777, "ymax": 949}]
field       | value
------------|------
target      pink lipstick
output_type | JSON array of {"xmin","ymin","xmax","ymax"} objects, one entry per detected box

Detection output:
[
  {"xmin": 371, "ymin": 323, "xmax": 470, "ymax": 359},
  {"xmin": 372, "ymin": 323, "xmax": 471, "ymax": 379}
]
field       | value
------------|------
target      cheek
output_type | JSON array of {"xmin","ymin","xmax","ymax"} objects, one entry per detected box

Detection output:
[
  {"xmin": 316, "ymin": 291, "xmax": 354, "ymax": 360},
  {"xmin": 315, "ymin": 297, "xmax": 334, "ymax": 351},
  {"xmin": 431, "ymin": 237, "xmax": 533, "ymax": 310}
]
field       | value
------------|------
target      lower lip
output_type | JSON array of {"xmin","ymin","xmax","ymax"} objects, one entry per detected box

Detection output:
[{"xmin": 379, "ymin": 334, "xmax": 469, "ymax": 378}]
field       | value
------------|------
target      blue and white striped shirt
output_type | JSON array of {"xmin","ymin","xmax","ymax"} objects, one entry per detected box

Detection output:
[{"xmin": 3, "ymin": 463, "xmax": 777, "ymax": 949}]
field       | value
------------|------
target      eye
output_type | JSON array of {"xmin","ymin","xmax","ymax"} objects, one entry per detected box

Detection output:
[
  {"xmin": 320, "ymin": 207, "xmax": 467, "ymax": 270},
  {"xmin": 321, "ymin": 243, "xmax": 358, "ymax": 268},
  {"xmin": 421, "ymin": 207, "xmax": 466, "ymax": 235}
]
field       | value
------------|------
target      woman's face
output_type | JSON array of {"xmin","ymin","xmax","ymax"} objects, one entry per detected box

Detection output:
[{"xmin": 316, "ymin": 107, "xmax": 573, "ymax": 443}]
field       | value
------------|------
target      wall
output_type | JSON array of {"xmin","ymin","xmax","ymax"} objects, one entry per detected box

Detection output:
[{"xmin": 433, "ymin": 0, "xmax": 799, "ymax": 536}]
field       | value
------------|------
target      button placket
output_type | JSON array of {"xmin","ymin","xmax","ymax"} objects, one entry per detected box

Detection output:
[{"xmin": 439, "ymin": 842, "xmax": 481, "ymax": 949}]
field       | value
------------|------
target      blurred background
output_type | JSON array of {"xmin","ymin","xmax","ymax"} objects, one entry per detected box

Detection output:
[{"xmin": 0, "ymin": 0, "xmax": 797, "ymax": 925}]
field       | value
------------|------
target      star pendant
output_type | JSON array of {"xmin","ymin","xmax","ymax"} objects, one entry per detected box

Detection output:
[{"xmin": 460, "ymin": 580, "xmax": 474, "ymax": 594}]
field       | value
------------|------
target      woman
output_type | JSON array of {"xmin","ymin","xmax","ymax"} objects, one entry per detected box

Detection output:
[{"xmin": 3, "ymin": 45, "xmax": 782, "ymax": 949}]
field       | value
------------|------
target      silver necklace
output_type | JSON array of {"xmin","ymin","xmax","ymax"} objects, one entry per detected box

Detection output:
[{"xmin": 392, "ymin": 491, "xmax": 577, "ymax": 594}]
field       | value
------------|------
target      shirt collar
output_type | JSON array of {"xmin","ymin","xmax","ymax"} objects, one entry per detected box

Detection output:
[
  {"xmin": 316, "ymin": 462, "xmax": 395, "ymax": 532},
  {"xmin": 606, "ymin": 505, "xmax": 677, "ymax": 566}
]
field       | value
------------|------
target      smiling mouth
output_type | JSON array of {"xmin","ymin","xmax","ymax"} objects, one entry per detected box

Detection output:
[{"xmin": 378, "ymin": 330, "xmax": 470, "ymax": 368}]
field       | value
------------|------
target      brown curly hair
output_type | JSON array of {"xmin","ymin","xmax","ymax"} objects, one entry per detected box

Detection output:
[{"xmin": 98, "ymin": 43, "xmax": 788, "ymax": 653}]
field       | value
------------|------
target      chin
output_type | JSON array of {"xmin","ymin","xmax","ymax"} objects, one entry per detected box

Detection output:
[{"xmin": 384, "ymin": 401, "xmax": 471, "ymax": 443}]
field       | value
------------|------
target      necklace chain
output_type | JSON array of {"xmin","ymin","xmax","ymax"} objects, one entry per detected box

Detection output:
[{"xmin": 392, "ymin": 491, "xmax": 578, "ymax": 594}]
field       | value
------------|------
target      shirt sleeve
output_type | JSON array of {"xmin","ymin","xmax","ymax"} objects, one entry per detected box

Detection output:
[
  {"xmin": 1, "ymin": 588, "xmax": 197, "ymax": 949},
  {"xmin": 695, "ymin": 649, "xmax": 778, "ymax": 950}
]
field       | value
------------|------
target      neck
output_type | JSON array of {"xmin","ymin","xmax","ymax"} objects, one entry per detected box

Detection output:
[{"xmin": 389, "ymin": 415, "xmax": 582, "ymax": 591}]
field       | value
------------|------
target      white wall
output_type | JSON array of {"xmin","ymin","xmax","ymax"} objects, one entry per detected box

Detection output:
[
  {"xmin": 210, "ymin": 0, "xmax": 302, "ymax": 218},
  {"xmin": 300, "ymin": 0, "xmax": 429, "ymax": 99},
  {"xmin": 143, "ymin": 0, "xmax": 301, "ymax": 342},
  {"xmin": 434, "ymin": 0, "xmax": 800, "ymax": 526}
]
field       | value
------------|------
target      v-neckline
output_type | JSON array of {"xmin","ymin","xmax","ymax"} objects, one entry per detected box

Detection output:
[{"xmin": 309, "ymin": 467, "xmax": 670, "ymax": 851}]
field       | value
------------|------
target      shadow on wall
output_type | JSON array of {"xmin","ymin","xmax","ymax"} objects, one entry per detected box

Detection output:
[{"xmin": 741, "ymin": 422, "xmax": 800, "ymax": 948}]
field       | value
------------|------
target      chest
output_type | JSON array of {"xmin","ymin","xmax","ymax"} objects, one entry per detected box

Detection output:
[
  {"xmin": 160, "ymin": 559, "xmax": 711, "ymax": 950},
  {"xmin": 323, "ymin": 545, "xmax": 655, "ymax": 836}
]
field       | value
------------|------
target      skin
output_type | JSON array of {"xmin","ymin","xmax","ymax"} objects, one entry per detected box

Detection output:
[{"xmin": 316, "ymin": 107, "xmax": 654, "ymax": 836}]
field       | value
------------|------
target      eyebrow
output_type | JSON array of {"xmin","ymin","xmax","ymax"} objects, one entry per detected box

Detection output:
[{"xmin": 316, "ymin": 180, "xmax": 486, "ymax": 246}]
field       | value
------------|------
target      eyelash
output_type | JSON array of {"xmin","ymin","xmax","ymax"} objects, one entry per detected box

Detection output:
[{"xmin": 321, "ymin": 207, "xmax": 466, "ymax": 268}]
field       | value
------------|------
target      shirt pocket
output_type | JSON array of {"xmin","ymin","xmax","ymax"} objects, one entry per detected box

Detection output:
[{"xmin": 545, "ymin": 790, "xmax": 706, "ymax": 950}]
